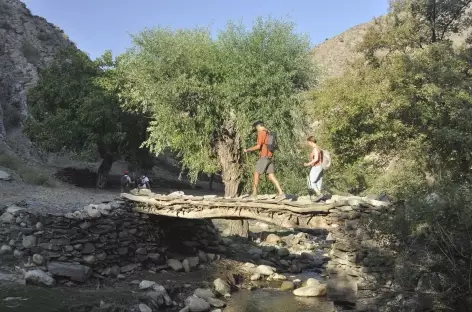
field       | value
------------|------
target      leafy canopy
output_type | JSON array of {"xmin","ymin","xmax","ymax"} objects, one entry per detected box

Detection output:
[
  {"xmin": 118, "ymin": 17, "xmax": 315, "ymax": 188},
  {"xmin": 26, "ymin": 47, "xmax": 149, "ymax": 165},
  {"xmin": 312, "ymin": 0, "xmax": 472, "ymax": 197}
]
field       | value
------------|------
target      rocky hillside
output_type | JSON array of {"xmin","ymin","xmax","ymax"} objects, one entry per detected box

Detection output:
[
  {"xmin": 0, "ymin": 0, "xmax": 75, "ymax": 152},
  {"xmin": 312, "ymin": 22, "xmax": 373, "ymax": 79}
]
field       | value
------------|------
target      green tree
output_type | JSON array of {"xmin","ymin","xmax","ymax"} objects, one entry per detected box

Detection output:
[
  {"xmin": 25, "ymin": 47, "xmax": 150, "ymax": 187},
  {"xmin": 117, "ymin": 18, "xmax": 315, "ymax": 235}
]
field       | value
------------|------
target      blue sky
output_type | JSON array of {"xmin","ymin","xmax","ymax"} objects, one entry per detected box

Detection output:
[{"xmin": 22, "ymin": 0, "xmax": 388, "ymax": 59}]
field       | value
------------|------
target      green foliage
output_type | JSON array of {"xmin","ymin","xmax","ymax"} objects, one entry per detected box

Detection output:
[
  {"xmin": 25, "ymin": 47, "xmax": 150, "ymax": 169},
  {"xmin": 0, "ymin": 155, "xmax": 54, "ymax": 186},
  {"xmin": 313, "ymin": 1, "xmax": 472, "ymax": 309},
  {"xmin": 313, "ymin": 0, "xmax": 472, "ymax": 198},
  {"xmin": 118, "ymin": 17, "xmax": 315, "ymax": 193}
]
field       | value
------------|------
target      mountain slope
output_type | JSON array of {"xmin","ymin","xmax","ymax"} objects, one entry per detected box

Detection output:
[{"xmin": 0, "ymin": 0, "xmax": 76, "ymax": 155}]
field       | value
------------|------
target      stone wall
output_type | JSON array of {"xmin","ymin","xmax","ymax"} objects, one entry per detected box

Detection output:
[
  {"xmin": 324, "ymin": 196, "xmax": 395, "ymax": 311},
  {"xmin": 0, "ymin": 200, "xmax": 223, "ymax": 284}
]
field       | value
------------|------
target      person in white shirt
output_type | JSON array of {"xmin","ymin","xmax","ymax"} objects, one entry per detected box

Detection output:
[
  {"xmin": 304, "ymin": 136, "xmax": 323, "ymax": 200},
  {"xmin": 138, "ymin": 175, "xmax": 151, "ymax": 189}
]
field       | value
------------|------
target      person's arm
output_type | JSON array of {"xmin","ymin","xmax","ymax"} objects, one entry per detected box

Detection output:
[
  {"xmin": 304, "ymin": 148, "xmax": 320, "ymax": 166},
  {"xmin": 244, "ymin": 132, "xmax": 264, "ymax": 153}
]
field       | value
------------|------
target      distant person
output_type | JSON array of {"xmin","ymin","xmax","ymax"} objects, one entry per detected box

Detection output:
[
  {"xmin": 304, "ymin": 136, "xmax": 323, "ymax": 201},
  {"xmin": 138, "ymin": 174, "xmax": 151, "ymax": 189},
  {"xmin": 120, "ymin": 170, "xmax": 132, "ymax": 193},
  {"xmin": 244, "ymin": 121, "xmax": 285, "ymax": 201}
]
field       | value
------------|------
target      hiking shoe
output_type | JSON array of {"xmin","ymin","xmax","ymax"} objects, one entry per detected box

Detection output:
[
  {"xmin": 275, "ymin": 194, "xmax": 286, "ymax": 202},
  {"xmin": 247, "ymin": 194, "xmax": 258, "ymax": 201}
]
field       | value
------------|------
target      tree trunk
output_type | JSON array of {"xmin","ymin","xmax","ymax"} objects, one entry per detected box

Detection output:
[
  {"xmin": 217, "ymin": 127, "xmax": 248, "ymax": 237},
  {"xmin": 96, "ymin": 154, "xmax": 114, "ymax": 189}
]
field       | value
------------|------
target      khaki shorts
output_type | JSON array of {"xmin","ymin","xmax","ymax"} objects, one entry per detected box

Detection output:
[{"xmin": 255, "ymin": 157, "xmax": 275, "ymax": 174}]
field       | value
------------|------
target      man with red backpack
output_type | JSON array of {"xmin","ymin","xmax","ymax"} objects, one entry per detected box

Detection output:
[{"xmin": 244, "ymin": 121, "xmax": 285, "ymax": 201}]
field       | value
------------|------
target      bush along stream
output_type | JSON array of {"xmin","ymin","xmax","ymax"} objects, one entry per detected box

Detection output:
[{"xmin": 0, "ymin": 194, "xmax": 396, "ymax": 311}]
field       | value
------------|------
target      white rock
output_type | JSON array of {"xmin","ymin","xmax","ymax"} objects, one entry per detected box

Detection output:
[
  {"xmin": 167, "ymin": 259, "xmax": 184, "ymax": 272},
  {"xmin": 84, "ymin": 205, "xmax": 101, "ymax": 218},
  {"xmin": 182, "ymin": 259, "xmax": 191, "ymax": 273},
  {"xmin": 213, "ymin": 278, "xmax": 231, "ymax": 296},
  {"xmin": 0, "ymin": 170, "xmax": 11, "ymax": 181},
  {"xmin": 184, "ymin": 296, "xmax": 211, "ymax": 312},
  {"xmin": 243, "ymin": 262, "xmax": 256, "ymax": 268},
  {"xmin": 293, "ymin": 284, "xmax": 327, "ymax": 297},
  {"xmin": 255, "ymin": 265, "xmax": 275, "ymax": 276},
  {"xmin": 5, "ymin": 205, "xmax": 25, "ymax": 215},
  {"xmin": 306, "ymin": 278, "xmax": 321, "ymax": 286},
  {"xmin": 0, "ymin": 245, "xmax": 12, "ymax": 255},
  {"xmin": 169, "ymin": 191, "xmax": 185, "ymax": 197},
  {"xmin": 250, "ymin": 273, "xmax": 261, "ymax": 281},
  {"xmin": 139, "ymin": 303, "xmax": 152, "ymax": 312},
  {"xmin": 139, "ymin": 280, "xmax": 156, "ymax": 290},
  {"xmin": 13, "ymin": 250, "xmax": 23, "ymax": 258},
  {"xmin": 25, "ymin": 270, "xmax": 55, "ymax": 287},
  {"xmin": 272, "ymin": 273, "xmax": 287, "ymax": 281},
  {"xmin": 32, "ymin": 254, "xmax": 44, "ymax": 265},
  {"xmin": 0, "ymin": 212, "xmax": 15, "ymax": 224}
]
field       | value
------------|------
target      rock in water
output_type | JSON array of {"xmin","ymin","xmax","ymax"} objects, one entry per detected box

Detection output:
[
  {"xmin": 0, "ymin": 245, "xmax": 12, "ymax": 255},
  {"xmin": 193, "ymin": 288, "xmax": 215, "ymax": 300},
  {"xmin": 255, "ymin": 265, "xmax": 275, "ymax": 276},
  {"xmin": 280, "ymin": 281, "xmax": 295, "ymax": 291},
  {"xmin": 25, "ymin": 270, "xmax": 55, "ymax": 287},
  {"xmin": 293, "ymin": 284, "xmax": 327, "ymax": 297},
  {"xmin": 184, "ymin": 296, "xmax": 211, "ymax": 312},
  {"xmin": 0, "ymin": 170, "xmax": 11, "ymax": 181},
  {"xmin": 47, "ymin": 262, "xmax": 92, "ymax": 282},
  {"xmin": 138, "ymin": 303, "xmax": 152, "ymax": 312},
  {"xmin": 213, "ymin": 278, "xmax": 231, "ymax": 296},
  {"xmin": 139, "ymin": 280, "xmax": 156, "ymax": 290},
  {"xmin": 167, "ymin": 259, "xmax": 184, "ymax": 272}
]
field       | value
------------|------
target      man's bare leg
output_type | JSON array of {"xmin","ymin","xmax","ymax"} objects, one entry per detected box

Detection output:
[
  {"xmin": 268, "ymin": 173, "xmax": 283, "ymax": 195},
  {"xmin": 252, "ymin": 172, "xmax": 261, "ymax": 197}
]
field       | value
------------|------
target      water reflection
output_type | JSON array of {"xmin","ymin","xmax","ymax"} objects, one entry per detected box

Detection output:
[{"xmin": 225, "ymin": 289, "xmax": 335, "ymax": 312}]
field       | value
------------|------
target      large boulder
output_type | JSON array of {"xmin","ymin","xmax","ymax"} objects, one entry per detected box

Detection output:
[
  {"xmin": 293, "ymin": 280, "xmax": 327, "ymax": 297},
  {"xmin": 47, "ymin": 261, "xmax": 92, "ymax": 282}
]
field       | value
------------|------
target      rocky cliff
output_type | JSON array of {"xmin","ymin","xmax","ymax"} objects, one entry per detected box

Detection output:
[{"xmin": 0, "ymin": 0, "xmax": 75, "ymax": 151}]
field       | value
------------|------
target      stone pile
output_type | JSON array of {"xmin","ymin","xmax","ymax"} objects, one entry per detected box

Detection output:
[
  {"xmin": 0, "ymin": 199, "xmax": 224, "ymax": 285},
  {"xmin": 242, "ymin": 231, "xmax": 329, "ymax": 274}
]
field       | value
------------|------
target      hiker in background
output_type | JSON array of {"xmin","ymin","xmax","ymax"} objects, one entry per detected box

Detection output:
[
  {"xmin": 244, "ymin": 121, "xmax": 285, "ymax": 201},
  {"xmin": 138, "ymin": 174, "xmax": 151, "ymax": 189},
  {"xmin": 304, "ymin": 136, "xmax": 323, "ymax": 201},
  {"xmin": 120, "ymin": 170, "xmax": 132, "ymax": 193}
]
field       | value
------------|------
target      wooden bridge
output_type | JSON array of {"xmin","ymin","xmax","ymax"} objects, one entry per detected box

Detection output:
[{"xmin": 121, "ymin": 191, "xmax": 390, "ymax": 230}]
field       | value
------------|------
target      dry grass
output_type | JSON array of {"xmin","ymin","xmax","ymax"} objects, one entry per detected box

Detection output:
[{"xmin": 0, "ymin": 155, "xmax": 55, "ymax": 187}]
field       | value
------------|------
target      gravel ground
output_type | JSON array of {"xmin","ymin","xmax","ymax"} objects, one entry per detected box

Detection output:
[{"xmin": 0, "ymin": 179, "xmax": 120, "ymax": 215}]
